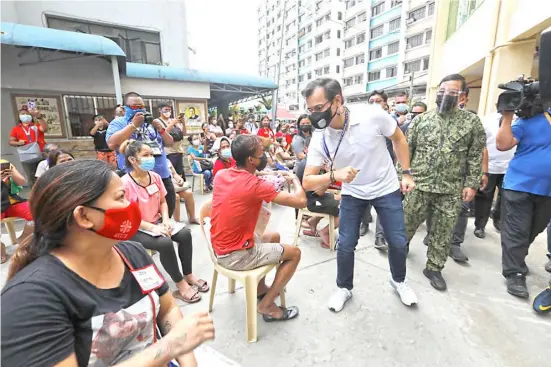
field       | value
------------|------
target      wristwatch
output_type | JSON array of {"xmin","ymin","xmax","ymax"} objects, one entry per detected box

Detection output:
[{"xmin": 402, "ymin": 169, "xmax": 413, "ymax": 175}]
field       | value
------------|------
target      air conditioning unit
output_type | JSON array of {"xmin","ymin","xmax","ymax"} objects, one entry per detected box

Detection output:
[{"xmin": 406, "ymin": 17, "xmax": 416, "ymax": 25}]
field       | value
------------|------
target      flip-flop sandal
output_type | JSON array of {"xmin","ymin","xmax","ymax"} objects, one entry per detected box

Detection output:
[
  {"xmin": 173, "ymin": 289, "xmax": 201, "ymax": 304},
  {"xmin": 302, "ymin": 229, "xmax": 320, "ymax": 237},
  {"xmin": 187, "ymin": 279, "xmax": 209, "ymax": 293},
  {"xmin": 188, "ymin": 219, "xmax": 202, "ymax": 225},
  {"xmin": 262, "ymin": 306, "xmax": 299, "ymax": 322}
]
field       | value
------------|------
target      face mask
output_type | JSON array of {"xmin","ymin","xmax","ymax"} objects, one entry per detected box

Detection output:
[
  {"xmin": 87, "ymin": 201, "xmax": 141, "ymax": 240},
  {"xmin": 300, "ymin": 125, "xmax": 313, "ymax": 133},
  {"xmin": 192, "ymin": 139, "xmax": 200, "ymax": 146},
  {"xmin": 436, "ymin": 94, "xmax": 458, "ymax": 115},
  {"xmin": 229, "ymin": 123, "xmax": 234, "ymax": 128},
  {"xmin": 221, "ymin": 148, "xmax": 232, "ymax": 159},
  {"xmin": 162, "ymin": 111, "xmax": 171, "ymax": 118},
  {"xmin": 458, "ymin": 103, "xmax": 465, "ymax": 110},
  {"xmin": 309, "ymin": 101, "xmax": 336, "ymax": 129},
  {"xmin": 124, "ymin": 106, "xmax": 146, "ymax": 121},
  {"xmin": 139, "ymin": 156, "xmax": 155, "ymax": 171},
  {"xmin": 254, "ymin": 154, "xmax": 268, "ymax": 171},
  {"xmin": 20, "ymin": 115, "xmax": 32, "ymax": 124},
  {"xmin": 395, "ymin": 104, "xmax": 408, "ymax": 114}
]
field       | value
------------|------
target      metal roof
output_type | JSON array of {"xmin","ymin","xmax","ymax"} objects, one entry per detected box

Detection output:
[
  {"xmin": 126, "ymin": 62, "xmax": 278, "ymax": 89},
  {"xmin": 1, "ymin": 21, "xmax": 126, "ymax": 57}
]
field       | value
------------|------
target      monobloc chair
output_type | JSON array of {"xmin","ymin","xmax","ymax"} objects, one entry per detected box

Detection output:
[
  {"xmin": 293, "ymin": 208, "xmax": 336, "ymax": 250},
  {"xmin": 187, "ymin": 155, "xmax": 204, "ymax": 195},
  {"xmin": 1, "ymin": 217, "xmax": 18, "ymax": 245},
  {"xmin": 199, "ymin": 200, "xmax": 285, "ymax": 343}
]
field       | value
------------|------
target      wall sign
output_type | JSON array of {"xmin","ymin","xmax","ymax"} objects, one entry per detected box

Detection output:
[
  {"xmin": 177, "ymin": 100, "xmax": 207, "ymax": 135},
  {"xmin": 13, "ymin": 95, "xmax": 66, "ymax": 137}
]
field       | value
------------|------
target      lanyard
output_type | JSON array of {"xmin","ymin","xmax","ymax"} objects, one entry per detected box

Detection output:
[
  {"xmin": 321, "ymin": 108, "xmax": 349, "ymax": 170},
  {"xmin": 21, "ymin": 125, "xmax": 36, "ymax": 142}
]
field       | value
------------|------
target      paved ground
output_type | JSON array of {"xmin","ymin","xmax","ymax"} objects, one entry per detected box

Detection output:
[{"xmin": 2, "ymin": 193, "xmax": 549, "ymax": 367}]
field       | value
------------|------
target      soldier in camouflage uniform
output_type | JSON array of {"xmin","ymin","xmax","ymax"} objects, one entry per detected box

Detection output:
[{"xmin": 403, "ymin": 74, "xmax": 486, "ymax": 291}]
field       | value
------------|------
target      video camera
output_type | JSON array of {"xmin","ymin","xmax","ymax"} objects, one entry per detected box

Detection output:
[
  {"xmin": 496, "ymin": 26, "xmax": 551, "ymax": 118},
  {"xmin": 143, "ymin": 112, "xmax": 154, "ymax": 125}
]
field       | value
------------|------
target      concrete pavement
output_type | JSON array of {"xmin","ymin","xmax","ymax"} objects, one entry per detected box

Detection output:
[{"xmin": 1, "ymin": 193, "xmax": 549, "ymax": 367}]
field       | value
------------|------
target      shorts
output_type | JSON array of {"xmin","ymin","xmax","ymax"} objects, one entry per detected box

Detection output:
[
  {"xmin": 96, "ymin": 150, "xmax": 117, "ymax": 167},
  {"xmin": 306, "ymin": 192, "xmax": 340, "ymax": 217},
  {"xmin": 216, "ymin": 238, "xmax": 283, "ymax": 271},
  {"xmin": 1, "ymin": 202, "xmax": 33, "ymax": 221}
]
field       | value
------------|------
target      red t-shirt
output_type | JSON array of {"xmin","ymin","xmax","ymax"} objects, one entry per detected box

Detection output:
[
  {"xmin": 275, "ymin": 132, "xmax": 293, "ymax": 149},
  {"xmin": 257, "ymin": 127, "xmax": 275, "ymax": 140},
  {"xmin": 10, "ymin": 123, "xmax": 46, "ymax": 151},
  {"xmin": 211, "ymin": 168, "xmax": 278, "ymax": 255},
  {"xmin": 213, "ymin": 157, "xmax": 236, "ymax": 178}
]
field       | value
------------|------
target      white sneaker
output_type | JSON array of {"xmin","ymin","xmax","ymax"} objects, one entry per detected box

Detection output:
[
  {"xmin": 328, "ymin": 287, "xmax": 352, "ymax": 312},
  {"xmin": 390, "ymin": 278, "xmax": 418, "ymax": 306}
]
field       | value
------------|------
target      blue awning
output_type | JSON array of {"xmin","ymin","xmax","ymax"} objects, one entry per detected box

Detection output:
[
  {"xmin": 126, "ymin": 62, "xmax": 278, "ymax": 89},
  {"xmin": 1, "ymin": 22, "xmax": 125, "ymax": 57}
]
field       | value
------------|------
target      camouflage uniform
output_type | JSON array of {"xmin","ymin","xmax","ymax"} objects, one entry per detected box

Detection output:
[{"xmin": 403, "ymin": 109, "xmax": 486, "ymax": 271}]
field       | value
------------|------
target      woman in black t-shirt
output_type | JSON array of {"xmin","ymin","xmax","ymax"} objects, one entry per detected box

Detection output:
[{"xmin": 1, "ymin": 160, "xmax": 214, "ymax": 367}]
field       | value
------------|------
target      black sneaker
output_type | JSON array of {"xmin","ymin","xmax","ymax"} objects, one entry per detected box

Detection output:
[
  {"xmin": 473, "ymin": 228, "xmax": 485, "ymax": 239},
  {"xmin": 360, "ymin": 223, "xmax": 369, "ymax": 237},
  {"xmin": 506, "ymin": 274, "xmax": 529, "ymax": 298},
  {"xmin": 449, "ymin": 246, "xmax": 469, "ymax": 263},
  {"xmin": 493, "ymin": 218, "xmax": 501, "ymax": 232},
  {"xmin": 374, "ymin": 236, "xmax": 388, "ymax": 251},
  {"xmin": 423, "ymin": 269, "xmax": 447, "ymax": 291}
]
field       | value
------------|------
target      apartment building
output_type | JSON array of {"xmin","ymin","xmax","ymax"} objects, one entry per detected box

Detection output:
[{"xmin": 258, "ymin": 0, "xmax": 435, "ymax": 110}]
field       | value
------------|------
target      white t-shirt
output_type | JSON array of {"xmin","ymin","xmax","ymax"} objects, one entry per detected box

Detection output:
[
  {"xmin": 35, "ymin": 159, "xmax": 49, "ymax": 178},
  {"xmin": 307, "ymin": 104, "xmax": 400, "ymax": 200},
  {"xmin": 483, "ymin": 113, "xmax": 516, "ymax": 174}
]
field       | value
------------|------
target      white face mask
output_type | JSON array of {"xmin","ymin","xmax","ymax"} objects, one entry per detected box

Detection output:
[
  {"xmin": 162, "ymin": 111, "xmax": 171, "ymax": 118},
  {"xmin": 20, "ymin": 115, "xmax": 32, "ymax": 124},
  {"xmin": 228, "ymin": 123, "xmax": 234, "ymax": 128},
  {"xmin": 192, "ymin": 139, "xmax": 200, "ymax": 146}
]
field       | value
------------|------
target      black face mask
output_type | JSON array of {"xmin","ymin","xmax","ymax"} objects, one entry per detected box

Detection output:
[
  {"xmin": 309, "ymin": 101, "xmax": 336, "ymax": 129},
  {"xmin": 436, "ymin": 94, "xmax": 458, "ymax": 115},
  {"xmin": 253, "ymin": 154, "xmax": 268, "ymax": 171},
  {"xmin": 300, "ymin": 125, "xmax": 313, "ymax": 133}
]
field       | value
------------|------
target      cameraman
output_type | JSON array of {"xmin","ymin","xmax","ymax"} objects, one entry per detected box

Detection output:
[
  {"xmin": 106, "ymin": 92, "xmax": 178, "ymax": 217},
  {"xmin": 496, "ymin": 107, "xmax": 551, "ymax": 298}
]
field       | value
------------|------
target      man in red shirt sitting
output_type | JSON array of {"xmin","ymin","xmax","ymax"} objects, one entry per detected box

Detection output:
[{"xmin": 211, "ymin": 135, "xmax": 306, "ymax": 322}]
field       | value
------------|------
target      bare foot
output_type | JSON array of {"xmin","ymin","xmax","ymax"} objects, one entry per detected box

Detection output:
[
  {"xmin": 188, "ymin": 218, "xmax": 201, "ymax": 225},
  {"xmin": 257, "ymin": 302, "xmax": 283, "ymax": 318},
  {"xmin": 319, "ymin": 226, "xmax": 330, "ymax": 248}
]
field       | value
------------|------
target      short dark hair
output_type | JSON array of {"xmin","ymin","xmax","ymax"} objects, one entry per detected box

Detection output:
[
  {"xmin": 231, "ymin": 135, "xmax": 262, "ymax": 167},
  {"xmin": 124, "ymin": 92, "xmax": 142, "ymax": 104},
  {"xmin": 396, "ymin": 91, "xmax": 408, "ymax": 98},
  {"xmin": 438, "ymin": 74, "xmax": 467, "ymax": 91},
  {"xmin": 157, "ymin": 101, "xmax": 172, "ymax": 110},
  {"xmin": 93, "ymin": 114, "xmax": 103, "ymax": 120},
  {"xmin": 368, "ymin": 89, "xmax": 388, "ymax": 102},
  {"xmin": 301, "ymin": 78, "xmax": 343, "ymax": 102},
  {"xmin": 412, "ymin": 101, "xmax": 428, "ymax": 111}
]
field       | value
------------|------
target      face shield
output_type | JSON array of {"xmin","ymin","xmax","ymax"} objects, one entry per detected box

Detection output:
[{"xmin": 436, "ymin": 88, "xmax": 463, "ymax": 115}]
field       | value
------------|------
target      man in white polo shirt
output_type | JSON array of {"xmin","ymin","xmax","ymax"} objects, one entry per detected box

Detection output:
[{"xmin": 302, "ymin": 78, "xmax": 418, "ymax": 311}]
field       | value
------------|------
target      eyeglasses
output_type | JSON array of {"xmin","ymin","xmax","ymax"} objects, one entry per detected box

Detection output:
[
  {"xmin": 128, "ymin": 104, "xmax": 145, "ymax": 110},
  {"xmin": 307, "ymin": 100, "xmax": 331, "ymax": 114}
]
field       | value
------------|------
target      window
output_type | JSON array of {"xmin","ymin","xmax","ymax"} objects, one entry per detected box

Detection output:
[
  {"xmin": 336, "ymin": 65, "xmax": 340, "ymax": 73},
  {"xmin": 65, "ymin": 95, "xmax": 97, "ymax": 137},
  {"xmin": 299, "ymin": 74, "xmax": 305, "ymax": 82},
  {"xmin": 316, "ymin": 17, "xmax": 323, "ymax": 26},
  {"xmin": 336, "ymin": 48, "xmax": 341, "ymax": 56},
  {"xmin": 324, "ymin": 66, "xmax": 330, "ymax": 74},
  {"xmin": 315, "ymin": 35, "xmax": 323, "ymax": 44},
  {"xmin": 346, "ymin": 18, "xmax": 356, "ymax": 29},
  {"xmin": 386, "ymin": 66, "xmax": 397, "ymax": 78},
  {"xmin": 423, "ymin": 57, "xmax": 430, "ymax": 70},
  {"xmin": 372, "ymin": 2, "xmax": 385, "ymax": 16},
  {"xmin": 338, "ymin": 11, "xmax": 343, "ymax": 20},
  {"xmin": 389, "ymin": 17, "xmax": 401, "ymax": 32},
  {"xmin": 408, "ymin": 6, "xmax": 426, "ymax": 22},
  {"xmin": 387, "ymin": 41, "xmax": 399, "ymax": 54},
  {"xmin": 307, "ymin": 24, "xmax": 312, "ymax": 32},
  {"xmin": 404, "ymin": 59, "xmax": 421, "ymax": 73},
  {"xmin": 307, "ymin": 56, "xmax": 312, "ymax": 65},
  {"xmin": 299, "ymin": 60, "xmax": 305, "ymax": 67},
  {"xmin": 346, "ymin": 0, "xmax": 356, "ymax": 10},
  {"xmin": 357, "ymin": 12, "xmax": 367, "ymax": 23},
  {"xmin": 325, "ymin": 13, "xmax": 330, "ymax": 21},
  {"xmin": 368, "ymin": 71, "xmax": 381, "ymax": 81},
  {"xmin": 315, "ymin": 51, "xmax": 323, "ymax": 61},
  {"xmin": 345, "ymin": 38, "xmax": 354, "ymax": 48},
  {"xmin": 307, "ymin": 72, "xmax": 312, "ymax": 80},
  {"xmin": 47, "ymin": 17, "xmax": 162, "ymax": 65},
  {"xmin": 277, "ymin": 25, "xmax": 281, "ymax": 32},
  {"xmin": 324, "ymin": 30, "xmax": 330, "ymax": 40},
  {"xmin": 324, "ymin": 48, "xmax": 330, "ymax": 57},
  {"xmin": 307, "ymin": 40, "xmax": 313, "ymax": 49},
  {"xmin": 299, "ymin": 45, "xmax": 305, "ymax": 53},
  {"xmin": 425, "ymin": 30, "xmax": 433, "ymax": 44},
  {"xmin": 354, "ymin": 74, "xmax": 364, "ymax": 84},
  {"xmin": 337, "ymin": 30, "xmax": 341, "ymax": 38},
  {"xmin": 315, "ymin": 68, "xmax": 323, "ymax": 76},
  {"xmin": 355, "ymin": 54, "xmax": 365, "ymax": 64},
  {"xmin": 356, "ymin": 33, "xmax": 366, "ymax": 44},
  {"xmin": 369, "ymin": 48, "xmax": 382, "ymax": 60},
  {"xmin": 428, "ymin": 2, "xmax": 435, "ymax": 16},
  {"xmin": 343, "ymin": 77, "xmax": 354, "ymax": 86},
  {"xmin": 370, "ymin": 26, "xmax": 383, "ymax": 39},
  {"xmin": 406, "ymin": 33, "xmax": 424, "ymax": 48},
  {"xmin": 391, "ymin": 0, "xmax": 402, "ymax": 7},
  {"xmin": 344, "ymin": 57, "xmax": 355, "ymax": 68}
]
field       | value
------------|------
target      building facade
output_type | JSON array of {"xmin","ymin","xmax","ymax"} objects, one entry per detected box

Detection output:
[
  {"xmin": 427, "ymin": 0, "xmax": 551, "ymax": 115},
  {"xmin": 257, "ymin": 0, "xmax": 435, "ymax": 110}
]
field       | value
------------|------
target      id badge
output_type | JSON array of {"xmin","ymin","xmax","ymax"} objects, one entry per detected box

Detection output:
[
  {"xmin": 145, "ymin": 141, "xmax": 162, "ymax": 156},
  {"xmin": 146, "ymin": 184, "xmax": 159, "ymax": 196},
  {"xmin": 130, "ymin": 264, "xmax": 165, "ymax": 294}
]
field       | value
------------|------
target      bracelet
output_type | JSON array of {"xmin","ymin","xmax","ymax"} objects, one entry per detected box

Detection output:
[{"xmin": 159, "ymin": 128, "xmax": 166, "ymax": 135}]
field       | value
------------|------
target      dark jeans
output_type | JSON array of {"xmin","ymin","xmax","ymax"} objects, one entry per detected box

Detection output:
[
  {"xmin": 474, "ymin": 173, "xmax": 504, "ymax": 229},
  {"xmin": 338, "ymin": 190, "xmax": 408, "ymax": 289},
  {"xmin": 162, "ymin": 177, "xmax": 176, "ymax": 218},
  {"xmin": 132, "ymin": 228, "xmax": 193, "ymax": 283},
  {"xmin": 167, "ymin": 153, "xmax": 185, "ymax": 180},
  {"xmin": 501, "ymin": 189, "xmax": 551, "ymax": 277}
]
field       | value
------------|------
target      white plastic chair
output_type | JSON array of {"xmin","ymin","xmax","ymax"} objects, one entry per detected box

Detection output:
[
  {"xmin": 294, "ymin": 208, "xmax": 336, "ymax": 251},
  {"xmin": 187, "ymin": 155, "xmax": 204, "ymax": 194}
]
